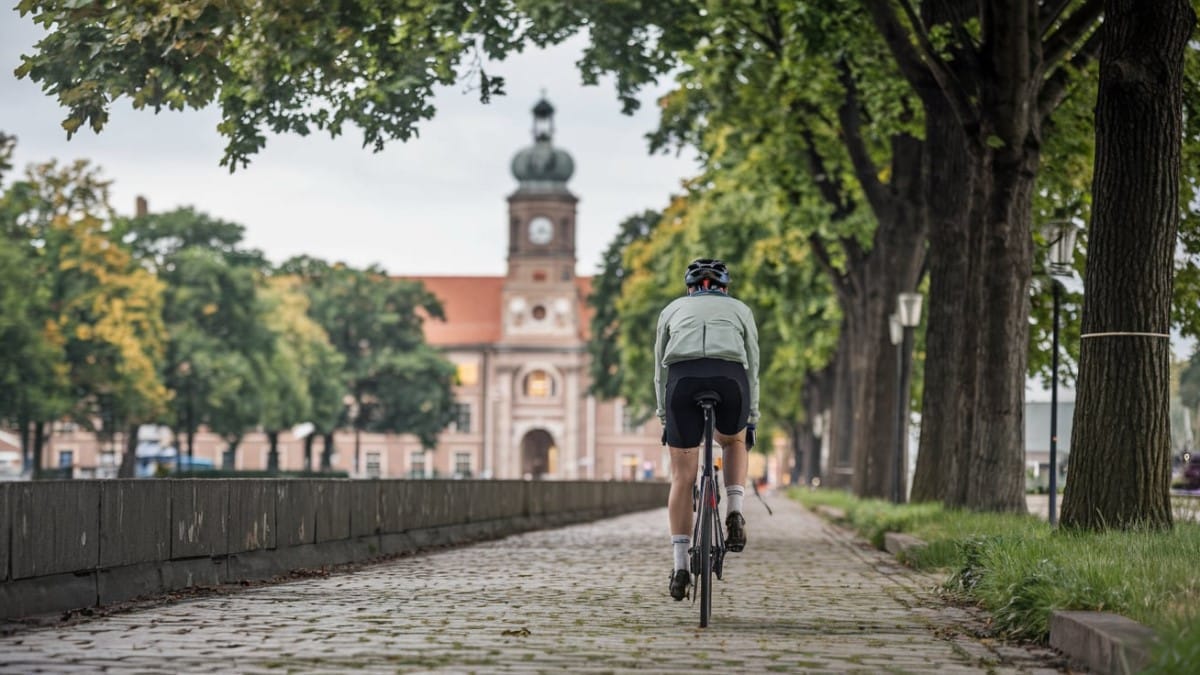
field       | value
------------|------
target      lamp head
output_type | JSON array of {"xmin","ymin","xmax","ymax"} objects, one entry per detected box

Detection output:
[
  {"xmin": 1042, "ymin": 220, "xmax": 1078, "ymax": 276},
  {"xmin": 897, "ymin": 293, "xmax": 923, "ymax": 328}
]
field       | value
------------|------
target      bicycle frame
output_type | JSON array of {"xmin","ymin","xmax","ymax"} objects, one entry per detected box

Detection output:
[{"xmin": 691, "ymin": 396, "xmax": 726, "ymax": 628}]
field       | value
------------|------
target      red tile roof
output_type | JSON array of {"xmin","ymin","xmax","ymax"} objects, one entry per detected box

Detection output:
[
  {"xmin": 413, "ymin": 276, "xmax": 505, "ymax": 346},
  {"xmin": 410, "ymin": 275, "xmax": 596, "ymax": 347}
]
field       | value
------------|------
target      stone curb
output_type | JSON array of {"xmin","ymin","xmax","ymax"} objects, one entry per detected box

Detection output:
[
  {"xmin": 807, "ymin": 506, "xmax": 1159, "ymax": 675},
  {"xmin": 883, "ymin": 531, "xmax": 926, "ymax": 557},
  {"xmin": 1049, "ymin": 611, "xmax": 1156, "ymax": 675}
]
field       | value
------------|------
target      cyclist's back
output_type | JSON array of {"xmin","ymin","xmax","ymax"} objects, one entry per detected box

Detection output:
[{"xmin": 655, "ymin": 258, "xmax": 760, "ymax": 602}]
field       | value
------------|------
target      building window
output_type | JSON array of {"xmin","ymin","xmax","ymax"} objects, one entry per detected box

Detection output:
[
  {"xmin": 409, "ymin": 451, "xmax": 426, "ymax": 479},
  {"xmin": 454, "ymin": 452, "xmax": 472, "ymax": 478},
  {"xmin": 533, "ymin": 270, "xmax": 547, "ymax": 282},
  {"xmin": 366, "ymin": 452, "xmax": 382, "ymax": 479},
  {"xmin": 451, "ymin": 402, "xmax": 471, "ymax": 433},
  {"xmin": 523, "ymin": 370, "xmax": 556, "ymax": 398},
  {"xmin": 531, "ymin": 305, "xmax": 547, "ymax": 321},
  {"xmin": 456, "ymin": 362, "xmax": 479, "ymax": 386},
  {"xmin": 58, "ymin": 449, "xmax": 74, "ymax": 468}
]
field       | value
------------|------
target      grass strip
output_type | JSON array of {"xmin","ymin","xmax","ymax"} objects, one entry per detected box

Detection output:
[{"xmin": 788, "ymin": 488, "xmax": 1200, "ymax": 672}]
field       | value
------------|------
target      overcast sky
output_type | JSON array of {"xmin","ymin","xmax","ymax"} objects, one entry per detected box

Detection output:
[{"xmin": 1, "ymin": 11, "xmax": 698, "ymax": 277}]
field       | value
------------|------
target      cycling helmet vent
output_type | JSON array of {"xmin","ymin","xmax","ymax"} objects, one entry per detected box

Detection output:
[{"xmin": 685, "ymin": 258, "xmax": 730, "ymax": 289}]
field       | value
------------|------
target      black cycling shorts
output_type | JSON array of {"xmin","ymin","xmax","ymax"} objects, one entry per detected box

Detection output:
[{"xmin": 664, "ymin": 357, "xmax": 750, "ymax": 448}]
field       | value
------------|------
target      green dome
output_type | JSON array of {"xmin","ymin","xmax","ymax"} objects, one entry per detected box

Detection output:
[{"xmin": 511, "ymin": 97, "xmax": 574, "ymax": 190}]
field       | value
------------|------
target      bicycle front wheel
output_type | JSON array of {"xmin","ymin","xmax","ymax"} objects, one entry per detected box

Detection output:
[{"xmin": 698, "ymin": 476, "xmax": 715, "ymax": 628}]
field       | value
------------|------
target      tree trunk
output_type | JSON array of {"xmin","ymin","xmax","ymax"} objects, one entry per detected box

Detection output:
[
  {"xmin": 222, "ymin": 437, "xmax": 241, "ymax": 470},
  {"xmin": 304, "ymin": 433, "xmax": 316, "ymax": 472},
  {"xmin": 960, "ymin": 147, "xmax": 1038, "ymax": 512},
  {"xmin": 790, "ymin": 421, "xmax": 806, "ymax": 486},
  {"xmin": 117, "ymin": 423, "xmax": 138, "ymax": 478},
  {"xmin": 18, "ymin": 417, "xmax": 31, "ymax": 474},
  {"xmin": 904, "ymin": 0, "xmax": 1028, "ymax": 512},
  {"xmin": 826, "ymin": 322, "xmax": 855, "ymax": 488},
  {"xmin": 911, "ymin": 46, "xmax": 973, "ymax": 502},
  {"xmin": 321, "ymin": 432, "xmax": 334, "ymax": 471},
  {"xmin": 31, "ymin": 420, "xmax": 46, "ymax": 479},
  {"xmin": 809, "ymin": 363, "xmax": 835, "ymax": 485},
  {"xmin": 848, "ymin": 134, "xmax": 927, "ymax": 499},
  {"xmin": 1061, "ymin": 0, "xmax": 1193, "ymax": 530},
  {"xmin": 266, "ymin": 430, "xmax": 280, "ymax": 473}
]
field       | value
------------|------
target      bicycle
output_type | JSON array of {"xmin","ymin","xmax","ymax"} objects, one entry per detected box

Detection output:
[{"xmin": 689, "ymin": 390, "xmax": 726, "ymax": 628}]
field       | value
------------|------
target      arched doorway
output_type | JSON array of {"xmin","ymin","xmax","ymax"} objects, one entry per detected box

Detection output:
[{"xmin": 520, "ymin": 429, "xmax": 557, "ymax": 479}]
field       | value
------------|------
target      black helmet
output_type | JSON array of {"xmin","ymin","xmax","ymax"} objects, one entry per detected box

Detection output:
[{"xmin": 685, "ymin": 258, "xmax": 730, "ymax": 289}]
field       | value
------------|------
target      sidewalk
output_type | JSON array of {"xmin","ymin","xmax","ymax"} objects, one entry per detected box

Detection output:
[{"xmin": 0, "ymin": 494, "xmax": 1068, "ymax": 673}]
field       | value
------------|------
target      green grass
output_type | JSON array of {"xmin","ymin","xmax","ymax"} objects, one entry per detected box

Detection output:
[{"xmin": 789, "ymin": 488, "xmax": 1200, "ymax": 671}]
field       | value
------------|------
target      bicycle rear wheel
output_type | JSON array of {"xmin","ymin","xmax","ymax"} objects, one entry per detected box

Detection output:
[{"xmin": 698, "ymin": 476, "xmax": 714, "ymax": 628}]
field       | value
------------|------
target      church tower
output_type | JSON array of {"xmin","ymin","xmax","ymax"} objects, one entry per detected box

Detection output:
[{"xmin": 502, "ymin": 98, "xmax": 580, "ymax": 341}]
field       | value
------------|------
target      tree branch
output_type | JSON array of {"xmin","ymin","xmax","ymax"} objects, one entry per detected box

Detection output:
[
  {"xmin": 839, "ymin": 235, "xmax": 868, "ymax": 272},
  {"xmin": 799, "ymin": 127, "xmax": 854, "ymax": 220},
  {"xmin": 732, "ymin": 16, "xmax": 780, "ymax": 55},
  {"xmin": 836, "ymin": 60, "xmax": 890, "ymax": 217},
  {"xmin": 806, "ymin": 232, "xmax": 854, "ymax": 301},
  {"xmin": 1039, "ymin": 0, "xmax": 1076, "ymax": 35},
  {"xmin": 860, "ymin": 0, "xmax": 978, "ymax": 133},
  {"xmin": 1042, "ymin": 0, "xmax": 1103, "ymax": 70},
  {"xmin": 1038, "ymin": 28, "xmax": 1101, "ymax": 122}
]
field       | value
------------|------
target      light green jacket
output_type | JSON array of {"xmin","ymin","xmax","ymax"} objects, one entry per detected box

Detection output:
[{"xmin": 654, "ymin": 292, "xmax": 760, "ymax": 424}]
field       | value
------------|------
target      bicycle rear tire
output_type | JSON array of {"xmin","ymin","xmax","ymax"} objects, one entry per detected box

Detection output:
[{"xmin": 698, "ymin": 476, "xmax": 714, "ymax": 627}]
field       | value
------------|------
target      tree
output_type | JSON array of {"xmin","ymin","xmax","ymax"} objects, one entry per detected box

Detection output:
[
  {"xmin": 1061, "ymin": 0, "xmax": 1196, "ymax": 530},
  {"xmin": 588, "ymin": 210, "xmax": 660, "ymax": 400},
  {"xmin": 581, "ymin": 1, "xmax": 926, "ymax": 496},
  {"xmin": 119, "ymin": 209, "xmax": 272, "ymax": 468},
  {"xmin": 3, "ymin": 160, "xmax": 168, "ymax": 477},
  {"xmin": 15, "ymin": 0, "xmax": 535, "ymax": 170},
  {"xmin": 858, "ymin": 0, "xmax": 1104, "ymax": 510},
  {"xmin": 282, "ymin": 257, "xmax": 457, "ymax": 470},
  {"xmin": 605, "ymin": 173, "xmax": 840, "ymax": 476}
]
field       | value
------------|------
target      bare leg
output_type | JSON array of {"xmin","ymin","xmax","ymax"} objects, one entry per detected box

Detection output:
[
  {"xmin": 668, "ymin": 446, "xmax": 699, "ymax": 535},
  {"xmin": 716, "ymin": 428, "xmax": 748, "ymax": 492}
]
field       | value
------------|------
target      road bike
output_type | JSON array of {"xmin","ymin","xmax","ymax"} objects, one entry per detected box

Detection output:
[{"xmin": 689, "ymin": 390, "xmax": 726, "ymax": 628}]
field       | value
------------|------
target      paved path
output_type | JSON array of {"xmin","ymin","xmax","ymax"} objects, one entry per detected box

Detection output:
[{"xmin": 1, "ymin": 496, "xmax": 1069, "ymax": 673}]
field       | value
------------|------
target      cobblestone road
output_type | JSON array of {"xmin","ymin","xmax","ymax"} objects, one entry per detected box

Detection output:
[{"xmin": 0, "ymin": 495, "xmax": 1071, "ymax": 674}]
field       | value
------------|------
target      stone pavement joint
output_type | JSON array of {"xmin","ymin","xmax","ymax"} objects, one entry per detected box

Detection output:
[{"xmin": 0, "ymin": 495, "xmax": 1074, "ymax": 673}]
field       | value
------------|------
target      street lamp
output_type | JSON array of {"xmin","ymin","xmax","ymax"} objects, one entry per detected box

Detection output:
[
  {"xmin": 889, "ymin": 314, "xmax": 904, "ymax": 503},
  {"xmin": 177, "ymin": 361, "xmax": 194, "ymax": 472},
  {"xmin": 894, "ymin": 293, "xmax": 923, "ymax": 504},
  {"xmin": 1042, "ymin": 220, "xmax": 1078, "ymax": 526}
]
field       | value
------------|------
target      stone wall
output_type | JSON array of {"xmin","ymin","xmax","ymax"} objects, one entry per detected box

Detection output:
[{"xmin": 0, "ymin": 479, "xmax": 667, "ymax": 620}]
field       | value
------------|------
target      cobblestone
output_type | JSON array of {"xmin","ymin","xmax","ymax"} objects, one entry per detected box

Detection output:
[{"xmin": 0, "ymin": 495, "xmax": 1072, "ymax": 673}]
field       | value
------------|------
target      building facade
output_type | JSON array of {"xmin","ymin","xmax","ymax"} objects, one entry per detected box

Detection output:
[{"xmin": 413, "ymin": 97, "xmax": 665, "ymax": 480}]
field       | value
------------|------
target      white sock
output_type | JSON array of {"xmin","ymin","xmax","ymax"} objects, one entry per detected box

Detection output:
[
  {"xmin": 726, "ymin": 485, "xmax": 745, "ymax": 515},
  {"xmin": 672, "ymin": 535, "xmax": 690, "ymax": 571}
]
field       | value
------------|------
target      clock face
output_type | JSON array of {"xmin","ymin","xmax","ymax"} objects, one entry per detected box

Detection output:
[{"xmin": 528, "ymin": 216, "xmax": 554, "ymax": 245}]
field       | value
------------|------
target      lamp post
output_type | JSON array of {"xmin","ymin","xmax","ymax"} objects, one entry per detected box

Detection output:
[
  {"xmin": 895, "ymin": 293, "xmax": 924, "ymax": 504},
  {"xmin": 177, "ymin": 361, "xmax": 194, "ymax": 472},
  {"xmin": 888, "ymin": 314, "xmax": 904, "ymax": 503},
  {"xmin": 1043, "ymin": 220, "xmax": 1078, "ymax": 526}
]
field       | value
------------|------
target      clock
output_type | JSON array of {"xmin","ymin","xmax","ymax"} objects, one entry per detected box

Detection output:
[{"xmin": 528, "ymin": 216, "xmax": 554, "ymax": 245}]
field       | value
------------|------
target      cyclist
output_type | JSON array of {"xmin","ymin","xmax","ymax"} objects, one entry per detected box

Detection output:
[{"xmin": 655, "ymin": 258, "xmax": 760, "ymax": 601}]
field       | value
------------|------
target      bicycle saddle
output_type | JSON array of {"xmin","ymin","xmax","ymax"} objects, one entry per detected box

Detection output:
[{"xmin": 693, "ymin": 390, "xmax": 722, "ymax": 405}]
